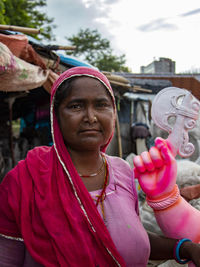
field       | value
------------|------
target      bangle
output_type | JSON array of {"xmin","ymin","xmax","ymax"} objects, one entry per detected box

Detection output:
[
  {"xmin": 146, "ymin": 185, "xmax": 180, "ymax": 211},
  {"xmin": 174, "ymin": 238, "xmax": 192, "ymax": 264}
]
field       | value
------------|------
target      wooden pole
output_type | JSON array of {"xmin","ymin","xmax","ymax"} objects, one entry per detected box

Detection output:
[
  {"xmin": 0, "ymin": 25, "xmax": 40, "ymax": 34},
  {"xmin": 56, "ymin": 45, "xmax": 76, "ymax": 51},
  {"xmin": 4, "ymin": 93, "xmax": 27, "ymax": 167},
  {"xmin": 132, "ymin": 86, "xmax": 152, "ymax": 93},
  {"xmin": 6, "ymin": 97, "xmax": 16, "ymax": 167},
  {"xmin": 115, "ymin": 112, "xmax": 123, "ymax": 158},
  {"xmin": 110, "ymin": 80, "xmax": 131, "ymax": 88}
]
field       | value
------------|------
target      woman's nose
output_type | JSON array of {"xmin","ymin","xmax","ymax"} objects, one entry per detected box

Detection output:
[{"xmin": 84, "ymin": 108, "xmax": 97, "ymax": 123}]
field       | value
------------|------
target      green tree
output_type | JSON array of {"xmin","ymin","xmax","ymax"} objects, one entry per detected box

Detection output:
[
  {"xmin": 0, "ymin": 0, "xmax": 56, "ymax": 41},
  {"xmin": 66, "ymin": 28, "xmax": 130, "ymax": 72},
  {"xmin": 0, "ymin": 0, "xmax": 6, "ymax": 24}
]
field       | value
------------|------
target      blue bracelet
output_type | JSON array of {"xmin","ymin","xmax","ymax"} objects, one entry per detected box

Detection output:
[{"xmin": 174, "ymin": 238, "xmax": 192, "ymax": 264}]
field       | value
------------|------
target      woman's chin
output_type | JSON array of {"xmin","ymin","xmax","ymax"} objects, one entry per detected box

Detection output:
[{"xmin": 74, "ymin": 140, "xmax": 104, "ymax": 152}]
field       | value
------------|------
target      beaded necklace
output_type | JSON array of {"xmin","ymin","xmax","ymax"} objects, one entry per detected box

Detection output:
[{"xmin": 79, "ymin": 154, "xmax": 108, "ymax": 223}]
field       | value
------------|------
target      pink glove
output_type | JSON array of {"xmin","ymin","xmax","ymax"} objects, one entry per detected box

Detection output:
[{"xmin": 133, "ymin": 137, "xmax": 177, "ymax": 200}]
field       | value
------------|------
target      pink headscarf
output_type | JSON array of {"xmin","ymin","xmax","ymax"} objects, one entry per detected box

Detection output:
[
  {"xmin": 0, "ymin": 67, "xmax": 125, "ymax": 266},
  {"xmin": 51, "ymin": 66, "xmax": 116, "ymax": 153}
]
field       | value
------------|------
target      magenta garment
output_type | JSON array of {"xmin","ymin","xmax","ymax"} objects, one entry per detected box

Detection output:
[
  {"xmin": 0, "ymin": 154, "xmax": 150, "ymax": 267},
  {"xmin": 90, "ymin": 155, "xmax": 150, "ymax": 266}
]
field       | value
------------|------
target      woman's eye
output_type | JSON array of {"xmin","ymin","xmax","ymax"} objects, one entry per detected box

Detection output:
[
  {"xmin": 68, "ymin": 103, "xmax": 82, "ymax": 109},
  {"xmin": 96, "ymin": 102, "xmax": 109, "ymax": 108}
]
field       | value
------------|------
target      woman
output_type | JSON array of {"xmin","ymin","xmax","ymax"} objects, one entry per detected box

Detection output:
[{"xmin": 0, "ymin": 66, "xmax": 199, "ymax": 266}]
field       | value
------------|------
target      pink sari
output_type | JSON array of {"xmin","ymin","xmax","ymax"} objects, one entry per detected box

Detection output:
[{"xmin": 0, "ymin": 67, "xmax": 126, "ymax": 266}]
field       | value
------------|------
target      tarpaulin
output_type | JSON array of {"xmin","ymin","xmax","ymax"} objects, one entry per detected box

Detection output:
[
  {"xmin": 0, "ymin": 33, "xmax": 46, "ymax": 69},
  {"xmin": 0, "ymin": 42, "xmax": 49, "ymax": 92}
]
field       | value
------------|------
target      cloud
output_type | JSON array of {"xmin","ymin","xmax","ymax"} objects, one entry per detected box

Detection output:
[
  {"xmin": 82, "ymin": 0, "xmax": 119, "ymax": 7},
  {"xmin": 137, "ymin": 8, "xmax": 200, "ymax": 33},
  {"xmin": 46, "ymin": 0, "xmax": 117, "ymax": 45},
  {"xmin": 104, "ymin": 0, "xmax": 120, "ymax": 3},
  {"xmin": 180, "ymin": 8, "xmax": 200, "ymax": 17},
  {"xmin": 137, "ymin": 18, "xmax": 178, "ymax": 32}
]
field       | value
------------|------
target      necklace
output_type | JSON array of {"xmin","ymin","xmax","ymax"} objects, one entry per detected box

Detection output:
[
  {"xmin": 95, "ymin": 155, "xmax": 108, "ymax": 223},
  {"xmin": 79, "ymin": 155, "xmax": 105, "ymax": 178}
]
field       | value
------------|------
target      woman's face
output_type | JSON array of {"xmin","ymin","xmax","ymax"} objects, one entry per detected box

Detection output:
[{"xmin": 57, "ymin": 76, "xmax": 115, "ymax": 152}]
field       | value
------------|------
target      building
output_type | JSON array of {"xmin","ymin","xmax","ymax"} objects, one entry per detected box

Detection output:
[{"xmin": 140, "ymin": 57, "xmax": 176, "ymax": 74}]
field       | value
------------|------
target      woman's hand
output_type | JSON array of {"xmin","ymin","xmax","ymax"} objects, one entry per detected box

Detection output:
[
  {"xmin": 190, "ymin": 243, "xmax": 200, "ymax": 267},
  {"xmin": 181, "ymin": 241, "xmax": 200, "ymax": 267},
  {"xmin": 133, "ymin": 137, "xmax": 177, "ymax": 200}
]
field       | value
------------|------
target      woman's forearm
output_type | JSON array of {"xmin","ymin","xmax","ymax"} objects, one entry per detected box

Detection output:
[
  {"xmin": 148, "ymin": 232, "xmax": 200, "ymax": 266},
  {"xmin": 148, "ymin": 232, "xmax": 175, "ymax": 260}
]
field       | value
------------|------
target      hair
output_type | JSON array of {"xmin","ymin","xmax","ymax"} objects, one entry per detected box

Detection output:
[{"xmin": 54, "ymin": 77, "xmax": 77, "ymax": 118}]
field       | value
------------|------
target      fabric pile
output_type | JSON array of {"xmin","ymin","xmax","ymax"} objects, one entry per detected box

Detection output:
[{"xmin": 0, "ymin": 34, "xmax": 55, "ymax": 92}]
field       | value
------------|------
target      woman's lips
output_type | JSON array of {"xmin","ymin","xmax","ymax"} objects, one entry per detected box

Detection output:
[{"xmin": 79, "ymin": 129, "xmax": 100, "ymax": 134}]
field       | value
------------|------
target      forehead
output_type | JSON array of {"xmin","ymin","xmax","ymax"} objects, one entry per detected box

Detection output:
[{"xmin": 66, "ymin": 76, "xmax": 111, "ymax": 99}]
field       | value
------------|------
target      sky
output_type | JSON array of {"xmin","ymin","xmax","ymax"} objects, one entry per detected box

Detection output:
[{"xmin": 45, "ymin": 0, "xmax": 200, "ymax": 73}]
